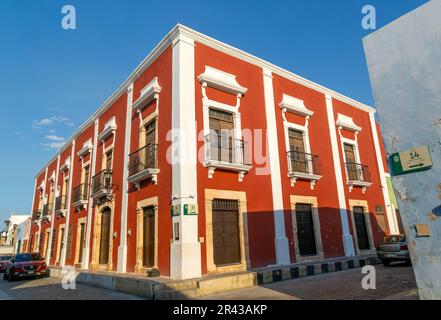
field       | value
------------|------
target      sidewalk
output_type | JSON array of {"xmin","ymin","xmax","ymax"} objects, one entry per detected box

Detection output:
[{"xmin": 49, "ymin": 254, "xmax": 379, "ymax": 299}]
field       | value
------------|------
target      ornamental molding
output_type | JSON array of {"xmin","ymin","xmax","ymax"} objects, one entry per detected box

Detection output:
[{"xmin": 336, "ymin": 113, "xmax": 361, "ymax": 133}]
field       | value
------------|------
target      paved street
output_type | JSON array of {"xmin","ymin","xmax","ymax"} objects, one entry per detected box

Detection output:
[
  {"xmin": 0, "ymin": 275, "xmax": 142, "ymax": 300},
  {"xmin": 0, "ymin": 263, "xmax": 417, "ymax": 300},
  {"xmin": 201, "ymin": 263, "xmax": 418, "ymax": 300}
]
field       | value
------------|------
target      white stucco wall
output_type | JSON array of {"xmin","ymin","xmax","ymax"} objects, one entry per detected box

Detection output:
[{"xmin": 363, "ymin": 0, "xmax": 441, "ymax": 299}]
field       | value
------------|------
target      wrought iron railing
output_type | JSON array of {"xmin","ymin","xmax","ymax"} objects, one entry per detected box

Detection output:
[
  {"xmin": 55, "ymin": 195, "xmax": 68, "ymax": 212},
  {"xmin": 345, "ymin": 162, "xmax": 371, "ymax": 182},
  {"xmin": 92, "ymin": 170, "xmax": 113, "ymax": 195},
  {"xmin": 205, "ymin": 133, "xmax": 249, "ymax": 165},
  {"xmin": 32, "ymin": 210, "xmax": 42, "ymax": 220},
  {"xmin": 287, "ymin": 151, "xmax": 321, "ymax": 175},
  {"xmin": 128, "ymin": 144, "xmax": 158, "ymax": 177},
  {"xmin": 42, "ymin": 204, "xmax": 52, "ymax": 217},
  {"xmin": 73, "ymin": 183, "xmax": 89, "ymax": 203}
]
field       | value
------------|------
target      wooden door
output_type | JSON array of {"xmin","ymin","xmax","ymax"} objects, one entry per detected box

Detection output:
[
  {"xmin": 353, "ymin": 206, "xmax": 370, "ymax": 250},
  {"xmin": 144, "ymin": 121, "xmax": 156, "ymax": 168},
  {"xmin": 344, "ymin": 143, "xmax": 358, "ymax": 180},
  {"xmin": 78, "ymin": 223, "xmax": 85, "ymax": 264},
  {"xmin": 99, "ymin": 208, "xmax": 111, "ymax": 265},
  {"xmin": 209, "ymin": 110, "xmax": 234, "ymax": 163},
  {"xmin": 212, "ymin": 199, "xmax": 241, "ymax": 266},
  {"xmin": 58, "ymin": 228, "xmax": 65, "ymax": 261},
  {"xmin": 295, "ymin": 203, "xmax": 317, "ymax": 256},
  {"xmin": 142, "ymin": 206, "xmax": 155, "ymax": 267},
  {"xmin": 289, "ymin": 129, "xmax": 307, "ymax": 173}
]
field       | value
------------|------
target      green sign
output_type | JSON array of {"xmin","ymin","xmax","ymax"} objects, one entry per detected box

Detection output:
[
  {"xmin": 171, "ymin": 205, "xmax": 181, "ymax": 217},
  {"xmin": 391, "ymin": 145, "xmax": 433, "ymax": 176},
  {"xmin": 183, "ymin": 204, "xmax": 198, "ymax": 216}
]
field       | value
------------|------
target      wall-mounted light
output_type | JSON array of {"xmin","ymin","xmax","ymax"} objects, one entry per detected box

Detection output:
[
  {"xmin": 127, "ymin": 229, "xmax": 132, "ymax": 237},
  {"xmin": 112, "ymin": 231, "xmax": 118, "ymax": 239}
]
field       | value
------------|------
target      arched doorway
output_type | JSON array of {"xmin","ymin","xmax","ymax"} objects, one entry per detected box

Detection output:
[{"xmin": 99, "ymin": 207, "xmax": 111, "ymax": 265}]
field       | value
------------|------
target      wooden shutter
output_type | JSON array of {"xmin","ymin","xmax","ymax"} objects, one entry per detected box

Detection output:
[
  {"xmin": 353, "ymin": 206, "xmax": 370, "ymax": 250},
  {"xmin": 99, "ymin": 209, "xmax": 111, "ymax": 265},
  {"xmin": 295, "ymin": 203, "xmax": 317, "ymax": 256},
  {"xmin": 66, "ymin": 224, "xmax": 74, "ymax": 259},
  {"xmin": 50, "ymin": 230, "xmax": 56, "ymax": 258},
  {"xmin": 142, "ymin": 206, "xmax": 155, "ymax": 267}
]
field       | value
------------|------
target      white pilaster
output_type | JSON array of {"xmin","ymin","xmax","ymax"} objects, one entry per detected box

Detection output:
[
  {"xmin": 262, "ymin": 67, "xmax": 290, "ymax": 265},
  {"xmin": 82, "ymin": 119, "xmax": 99, "ymax": 269},
  {"xmin": 170, "ymin": 32, "xmax": 201, "ymax": 280},
  {"xmin": 45, "ymin": 155, "xmax": 60, "ymax": 264},
  {"xmin": 325, "ymin": 94, "xmax": 355, "ymax": 256},
  {"xmin": 368, "ymin": 112, "xmax": 400, "ymax": 235},
  {"xmin": 117, "ymin": 83, "xmax": 134, "ymax": 273},
  {"xmin": 60, "ymin": 140, "xmax": 75, "ymax": 267},
  {"xmin": 28, "ymin": 178, "xmax": 37, "ymax": 252},
  {"xmin": 36, "ymin": 168, "xmax": 48, "ymax": 254}
]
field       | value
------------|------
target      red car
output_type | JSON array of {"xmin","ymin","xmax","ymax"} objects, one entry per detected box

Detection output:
[
  {"xmin": 3, "ymin": 253, "xmax": 47, "ymax": 281},
  {"xmin": 0, "ymin": 255, "xmax": 13, "ymax": 273}
]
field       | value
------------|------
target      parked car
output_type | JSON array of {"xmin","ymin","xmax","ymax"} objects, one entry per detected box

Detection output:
[
  {"xmin": 0, "ymin": 255, "xmax": 13, "ymax": 273},
  {"xmin": 377, "ymin": 235, "xmax": 411, "ymax": 266},
  {"xmin": 3, "ymin": 252, "xmax": 47, "ymax": 281}
]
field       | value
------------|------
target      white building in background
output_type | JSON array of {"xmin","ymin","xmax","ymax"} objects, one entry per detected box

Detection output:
[
  {"xmin": 3, "ymin": 213, "xmax": 31, "ymax": 252},
  {"xmin": 364, "ymin": 0, "xmax": 441, "ymax": 300}
]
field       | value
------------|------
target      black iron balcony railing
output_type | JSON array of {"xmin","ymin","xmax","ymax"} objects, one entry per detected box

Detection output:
[
  {"xmin": 42, "ymin": 204, "xmax": 52, "ymax": 217},
  {"xmin": 55, "ymin": 195, "xmax": 68, "ymax": 212},
  {"xmin": 92, "ymin": 169, "xmax": 113, "ymax": 195},
  {"xmin": 73, "ymin": 183, "xmax": 89, "ymax": 203},
  {"xmin": 345, "ymin": 162, "xmax": 371, "ymax": 182},
  {"xmin": 32, "ymin": 209, "xmax": 42, "ymax": 220},
  {"xmin": 205, "ymin": 133, "xmax": 250, "ymax": 165},
  {"xmin": 287, "ymin": 151, "xmax": 321, "ymax": 175},
  {"xmin": 128, "ymin": 144, "xmax": 158, "ymax": 177}
]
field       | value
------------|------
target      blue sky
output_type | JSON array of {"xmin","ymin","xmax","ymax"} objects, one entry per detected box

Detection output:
[{"xmin": 0, "ymin": 0, "xmax": 428, "ymax": 224}]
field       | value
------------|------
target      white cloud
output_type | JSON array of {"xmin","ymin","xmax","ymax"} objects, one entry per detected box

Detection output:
[
  {"xmin": 41, "ymin": 142, "xmax": 65, "ymax": 150},
  {"xmin": 33, "ymin": 118, "xmax": 53, "ymax": 126},
  {"xmin": 45, "ymin": 135, "xmax": 65, "ymax": 142}
]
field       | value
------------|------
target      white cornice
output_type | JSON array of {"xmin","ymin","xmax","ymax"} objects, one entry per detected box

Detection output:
[
  {"xmin": 279, "ymin": 94, "xmax": 314, "ymax": 117},
  {"xmin": 197, "ymin": 66, "xmax": 247, "ymax": 95},
  {"xmin": 336, "ymin": 114, "xmax": 362, "ymax": 132},
  {"xmin": 60, "ymin": 158, "xmax": 71, "ymax": 172},
  {"xmin": 98, "ymin": 117, "xmax": 117, "ymax": 142},
  {"xmin": 35, "ymin": 23, "xmax": 374, "ymax": 178},
  {"xmin": 132, "ymin": 77, "xmax": 161, "ymax": 111},
  {"xmin": 77, "ymin": 138, "xmax": 93, "ymax": 158}
]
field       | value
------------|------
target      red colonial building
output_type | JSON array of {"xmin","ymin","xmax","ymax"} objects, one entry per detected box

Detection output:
[{"xmin": 27, "ymin": 25, "xmax": 400, "ymax": 280}]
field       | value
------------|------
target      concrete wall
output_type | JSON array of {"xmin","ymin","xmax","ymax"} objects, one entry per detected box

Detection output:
[{"xmin": 363, "ymin": 0, "xmax": 441, "ymax": 299}]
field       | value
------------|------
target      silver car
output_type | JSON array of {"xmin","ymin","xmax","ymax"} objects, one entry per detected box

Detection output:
[{"xmin": 377, "ymin": 235, "xmax": 411, "ymax": 266}]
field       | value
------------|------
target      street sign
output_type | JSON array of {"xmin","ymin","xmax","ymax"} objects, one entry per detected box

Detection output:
[{"xmin": 391, "ymin": 145, "xmax": 433, "ymax": 175}]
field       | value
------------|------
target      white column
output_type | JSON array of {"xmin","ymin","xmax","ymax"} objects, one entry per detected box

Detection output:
[
  {"xmin": 368, "ymin": 111, "xmax": 400, "ymax": 234},
  {"xmin": 325, "ymin": 94, "xmax": 355, "ymax": 256},
  {"xmin": 82, "ymin": 119, "xmax": 99, "ymax": 269},
  {"xmin": 45, "ymin": 155, "xmax": 60, "ymax": 264},
  {"xmin": 262, "ymin": 67, "xmax": 290, "ymax": 266},
  {"xmin": 60, "ymin": 140, "xmax": 76, "ymax": 267},
  {"xmin": 170, "ymin": 32, "xmax": 201, "ymax": 280},
  {"xmin": 36, "ymin": 168, "xmax": 49, "ymax": 254},
  {"xmin": 117, "ymin": 83, "xmax": 134, "ymax": 273},
  {"xmin": 28, "ymin": 178, "xmax": 37, "ymax": 252}
]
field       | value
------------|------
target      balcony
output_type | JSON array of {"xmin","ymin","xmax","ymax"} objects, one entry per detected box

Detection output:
[
  {"xmin": 204, "ymin": 133, "xmax": 252, "ymax": 182},
  {"xmin": 73, "ymin": 183, "xmax": 89, "ymax": 211},
  {"xmin": 91, "ymin": 170, "xmax": 113, "ymax": 202},
  {"xmin": 41, "ymin": 204, "xmax": 52, "ymax": 223},
  {"xmin": 128, "ymin": 144, "xmax": 159, "ymax": 188},
  {"xmin": 55, "ymin": 196, "xmax": 68, "ymax": 218},
  {"xmin": 287, "ymin": 151, "xmax": 322, "ymax": 189},
  {"xmin": 32, "ymin": 209, "xmax": 42, "ymax": 221},
  {"xmin": 345, "ymin": 162, "xmax": 373, "ymax": 193}
]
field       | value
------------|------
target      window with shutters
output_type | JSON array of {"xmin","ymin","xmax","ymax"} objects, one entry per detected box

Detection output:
[
  {"xmin": 375, "ymin": 205, "xmax": 387, "ymax": 232},
  {"xmin": 353, "ymin": 206, "xmax": 370, "ymax": 250},
  {"xmin": 50, "ymin": 230, "xmax": 56, "ymax": 258},
  {"xmin": 78, "ymin": 223, "xmax": 85, "ymax": 264},
  {"xmin": 142, "ymin": 206, "xmax": 155, "ymax": 267},
  {"xmin": 99, "ymin": 208, "xmax": 111, "ymax": 265},
  {"xmin": 66, "ymin": 225, "xmax": 74, "ymax": 259}
]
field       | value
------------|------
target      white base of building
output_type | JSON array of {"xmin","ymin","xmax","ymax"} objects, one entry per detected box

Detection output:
[
  {"xmin": 170, "ymin": 241, "xmax": 202, "ymax": 280},
  {"xmin": 117, "ymin": 245, "xmax": 127, "ymax": 272},
  {"xmin": 274, "ymin": 236, "xmax": 291, "ymax": 265}
]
